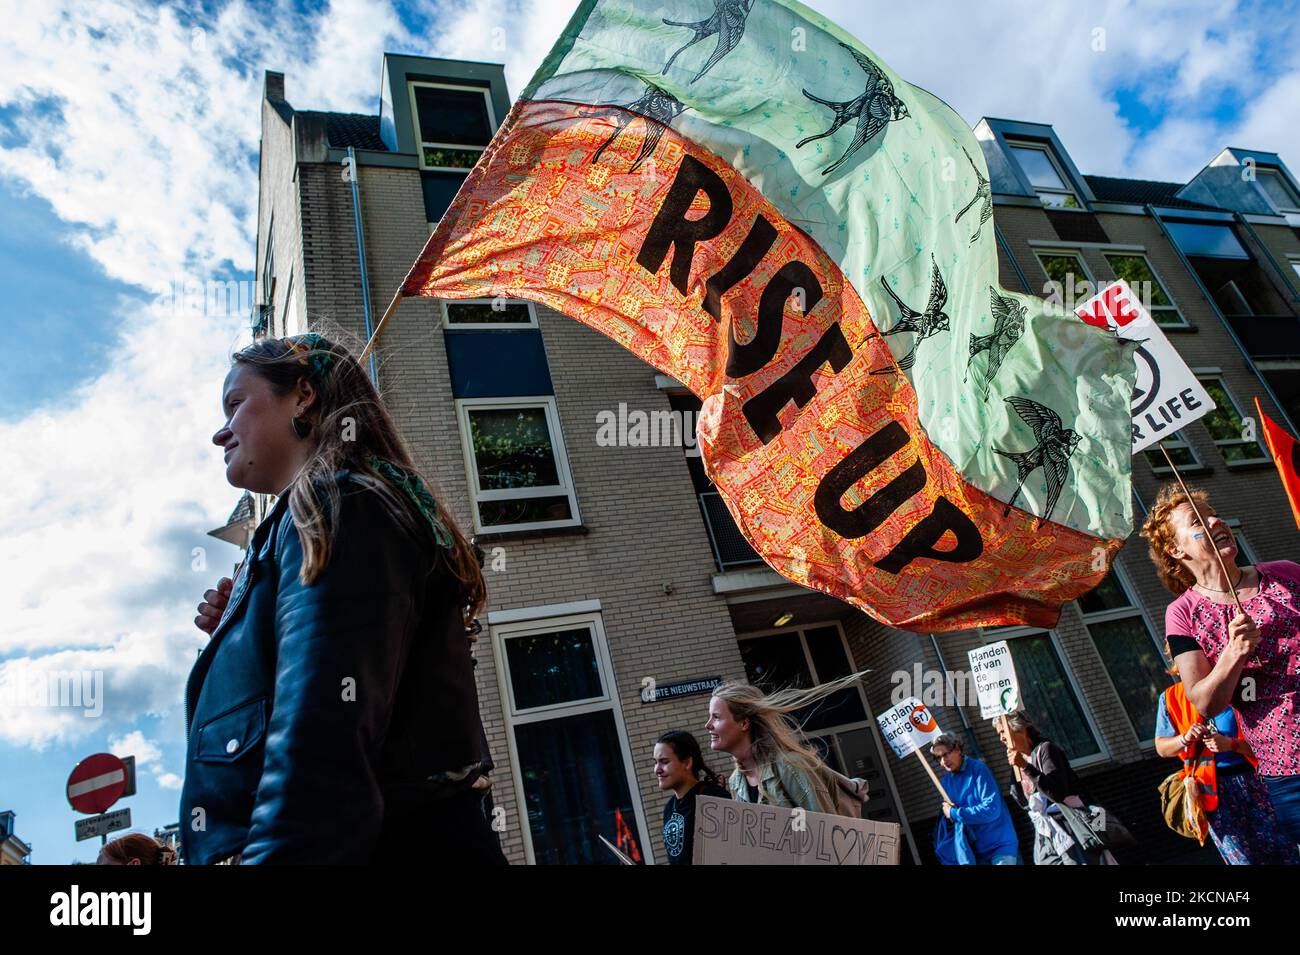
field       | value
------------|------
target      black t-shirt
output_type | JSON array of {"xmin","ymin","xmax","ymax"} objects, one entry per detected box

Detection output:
[{"xmin": 663, "ymin": 780, "xmax": 729, "ymax": 865}]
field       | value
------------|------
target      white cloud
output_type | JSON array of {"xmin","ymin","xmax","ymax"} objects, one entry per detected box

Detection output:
[
  {"xmin": 1, "ymin": 0, "xmax": 1296, "ymax": 759},
  {"xmin": 111, "ymin": 729, "xmax": 182, "ymax": 790},
  {"xmin": 0, "ymin": 0, "xmax": 416, "ymax": 751}
]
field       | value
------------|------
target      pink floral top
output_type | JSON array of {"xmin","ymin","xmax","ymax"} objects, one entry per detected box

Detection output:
[{"xmin": 1165, "ymin": 561, "xmax": 1300, "ymax": 777}]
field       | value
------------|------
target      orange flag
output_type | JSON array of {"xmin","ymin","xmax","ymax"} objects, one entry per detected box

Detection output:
[{"xmin": 1255, "ymin": 397, "xmax": 1300, "ymax": 530}]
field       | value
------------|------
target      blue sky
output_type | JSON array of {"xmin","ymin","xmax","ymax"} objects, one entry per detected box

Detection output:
[{"xmin": 1, "ymin": 0, "xmax": 1298, "ymax": 864}]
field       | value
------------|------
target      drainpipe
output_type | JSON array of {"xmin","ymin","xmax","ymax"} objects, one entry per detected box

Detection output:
[
  {"xmin": 927, "ymin": 633, "xmax": 982, "ymax": 759},
  {"xmin": 1145, "ymin": 204, "xmax": 1298, "ymax": 436},
  {"xmin": 347, "ymin": 146, "xmax": 379, "ymax": 386}
]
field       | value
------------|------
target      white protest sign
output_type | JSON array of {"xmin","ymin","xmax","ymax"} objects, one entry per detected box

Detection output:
[
  {"xmin": 967, "ymin": 640, "xmax": 1021, "ymax": 719},
  {"xmin": 876, "ymin": 696, "xmax": 942, "ymax": 759},
  {"xmin": 1074, "ymin": 280, "xmax": 1215, "ymax": 453}
]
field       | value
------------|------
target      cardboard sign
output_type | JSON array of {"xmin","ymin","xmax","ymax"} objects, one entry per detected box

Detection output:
[
  {"xmin": 1074, "ymin": 281, "xmax": 1215, "ymax": 453},
  {"xmin": 692, "ymin": 796, "xmax": 900, "ymax": 865},
  {"xmin": 876, "ymin": 697, "xmax": 942, "ymax": 758},
  {"xmin": 968, "ymin": 640, "xmax": 1021, "ymax": 719}
]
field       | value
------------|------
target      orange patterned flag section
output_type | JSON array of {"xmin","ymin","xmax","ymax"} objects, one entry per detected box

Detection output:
[
  {"xmin": 1256, "ymin": 398, "xmax": 1300, "ymax": 531},
  {"xmin": 402, "ymin": 101, "xmax": 1119, "ymax": 631}
]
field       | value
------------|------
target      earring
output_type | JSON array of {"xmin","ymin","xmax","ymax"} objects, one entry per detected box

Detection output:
[{"xmin": 291, "ymin": 415, "xmax": 311, "ymax": 439}]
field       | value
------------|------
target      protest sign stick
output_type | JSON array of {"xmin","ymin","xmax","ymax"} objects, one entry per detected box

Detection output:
[
  {"xmin": 1157, "ymin": 441, "xmax": 1244, "ymax": 616},
  {"xmin": 915, "ymin": 748, "xmax": 950, "ymax": 804},
  {"xmin": 359, "ymin": 288, "xmax": 404, "ymax": 364}
]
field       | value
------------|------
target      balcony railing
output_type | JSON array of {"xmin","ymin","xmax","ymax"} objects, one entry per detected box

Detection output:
[
  {"xmin": 1224, "ymin": 313, "xmax": 1300, "ymax": 359},
  {"xmin": 699, "ymin": 491, "xmax": 763, "ymax": 571}
]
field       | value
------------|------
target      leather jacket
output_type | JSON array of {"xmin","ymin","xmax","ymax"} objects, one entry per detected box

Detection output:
[{"xmin": 180, "ymin": 471, "xmax": 488, "ymax": 864}]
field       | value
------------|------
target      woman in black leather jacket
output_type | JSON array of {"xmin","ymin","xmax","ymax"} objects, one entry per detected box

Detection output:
[{"xmin": 183, "ymin": 333, "xmax": 506, "ymax": 865}]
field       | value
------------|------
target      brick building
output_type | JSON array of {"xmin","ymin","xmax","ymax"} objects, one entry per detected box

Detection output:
[{"xmin": 230, "ymin": 53, "xmax": 1300, "ymax": 864}]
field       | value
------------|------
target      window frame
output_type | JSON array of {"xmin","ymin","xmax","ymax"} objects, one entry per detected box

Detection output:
[
  {"xmin": 261, "ymin": 216, "xmax": 275, "ymax": 307},
  {"xmin": 1225, "ymin": 519, "xmax": 1259, "ymax": 566},
  {"xmin": 1035, "ymin": 248, "xmax": 1095, "ymax": 306},
  {"xmin": 455, "ymin": 395, "xmax": 582, "ymax": 534},
  {"xmin": 441, "ymin": 298, "xmax": 539, "ymax": 330},
  {"xmin": 736, "ymin": 620, "xmax": 873, "ymax": 738},
  {"xmin": 1255, "ymin": 166, "xmax": 1300, "ymax": 215},
  {"xmin": 1075, "ymin": 564, "xmax": 1168, "ymax": 748},
  {"xmin": 1195, "ymin": 375, "xmax": 1272, "ymax": 467},
  {"xmin": 1103, "ymin": 251, "xmax": 1187, "ymax": 328},
  {"xmin": 975, "ymin": 624, "xmax": 1109, "ymax": 768},
  {"xmin": 491, "ymin": 611, "xmax": 654, "ymax": 864},
  {"xmin": 1005, "ymin": 139, "xmax": 1083, "ymax": 210},
  {"xmin": 1144, "ymin": 429, "xmax": 1204, "ymax": 476},
  {"xmin": 407, "ymin": 80, "xmax": 497, "ymax": 173}
]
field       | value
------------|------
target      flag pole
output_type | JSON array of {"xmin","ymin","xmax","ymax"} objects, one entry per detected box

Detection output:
[
  {"xmin": 1157, "ymin": 440, "xmax": 1244, "ymax": 616},
  {"xmin": 359, "ymin": 287, "xmax": 404, "ymax": 364}
]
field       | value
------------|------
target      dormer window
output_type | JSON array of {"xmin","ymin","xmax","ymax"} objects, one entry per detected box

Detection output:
[
  {"xmin": 1006, "ymin": 139, "xmax": 1081, "ymax": 209},
  {"xmin": 1255, "ymin": 166, "xmax": 1300, "ymax": 214},
  {"xmin": 408, "ymin": 82, "xmax": 495, "ymax": 171}
]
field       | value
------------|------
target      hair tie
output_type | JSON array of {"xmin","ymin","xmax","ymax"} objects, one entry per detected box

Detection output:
[
  {"xmin": 285, "ymin": 333, "xmax": 336, "ymax": 381},
  {"xmin": 368, "ymin": 455, "xmax": 454, "ymax": 549}
]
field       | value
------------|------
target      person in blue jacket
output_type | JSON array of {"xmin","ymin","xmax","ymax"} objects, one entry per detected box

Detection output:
[{"xmin": 931, "ymin": 733, "xmax": 1021, "ymax": 865}]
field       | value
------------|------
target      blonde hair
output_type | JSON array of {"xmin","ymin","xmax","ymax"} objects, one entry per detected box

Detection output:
[
  {"xmin": 1139, "ymin": 482, "xmax": 1211, "ymax": 596},
  {"xmin": 712, "ymin": 672, "xmax": 867, "ymax": 781}
]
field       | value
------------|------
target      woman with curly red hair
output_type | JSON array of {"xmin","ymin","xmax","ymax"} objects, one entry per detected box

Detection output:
[{"xmin": 1140, "ymin": 482, "xmax": 1300, "ymax": 860}]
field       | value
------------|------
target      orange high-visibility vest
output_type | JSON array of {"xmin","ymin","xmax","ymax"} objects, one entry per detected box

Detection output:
[{"xmin": 1163, "ymin": 682, "xmax": 1256, "ymax": 813}]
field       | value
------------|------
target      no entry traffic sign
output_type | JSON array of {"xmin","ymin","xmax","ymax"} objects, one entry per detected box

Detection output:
[{"xmin": 67, "ymin": 753, "xmax": 127, "ymax": 815}]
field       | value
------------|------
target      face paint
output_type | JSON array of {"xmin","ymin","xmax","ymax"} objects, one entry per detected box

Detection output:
[{"xmin": 1192, "ymin": 531, "xmax": 1206, "ymax": 540}]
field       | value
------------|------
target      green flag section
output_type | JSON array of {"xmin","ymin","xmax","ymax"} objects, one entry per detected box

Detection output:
[{"xmin": 399, "ymin": 0, "xmax": 1137, "ymax": 631}]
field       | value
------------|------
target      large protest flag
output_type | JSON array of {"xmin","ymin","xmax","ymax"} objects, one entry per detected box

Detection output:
[
  {"xmin": 1256, "ymin": 398, "xmax": 1300, "ymax": 531},
  {"xmin": 375, "ymin": 0, "xmax": 1137, "ymax": 631}
]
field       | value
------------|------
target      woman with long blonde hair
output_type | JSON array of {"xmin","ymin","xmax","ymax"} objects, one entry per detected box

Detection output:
[{"xmin": 706, "ymin": 673, "xmax": 869, "ymax": 816}]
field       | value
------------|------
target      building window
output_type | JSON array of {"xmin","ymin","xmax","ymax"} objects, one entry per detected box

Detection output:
[
  {"xmin": 495, "ymin": 613, "xmax": 648, "ymax": 864},
  {"xmin": 1104, "ymin": 253, "xmax": 1186, "ymax": 327},
  {"xmin": 261, "ymin": 218, "xmax": 275, "ymax": 307},
  {"xmin": 738, "ymin": 624, "xmax": 868, "ymax": 733},
  {"xmin": 1144, "ymin": 429, "xmax": 1202, "ymax": 475},
  {"xmin": 1006, "ymin": 140, "xmax": 1081, "ymax": 209},
  {"xmin": 1229, "ymin": 523, "xmax": 1259, "ymax": 567},
  {"xmin": 979, "ymin": 628, "xmax": 1103, "ymax": 763},
  {"xmin": 408, "ymin": 82, "xmax": 495, "ymax": 171},
  {"xmin": 1037, "ymin": 250, "xmax": 1092, "ymax": 303},
  {"xmin": 1256, "ymin": 167, "xmax": 1300, "ymax": 214},
  {"xmin": 443, "ymin": 299, "xmax": 538, "ymax": 329},
  {"xmin": 278, "ymin": 271, "xmax": 296, "ymax": 336},
  {"xmin": 1197, "ymin": 377, "xmax": 1270, "ymax": 465},
  {"xmin": 1077, "ymin": 569, "xmax": 1169, "ymax": 744},
  {"xmin": 456, "ymin": 396, "xmax": 580, "ymax": 533},
  {"xmin": 1165, "ymin": 221, "xmax": 1250, "ymax": 260}
]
